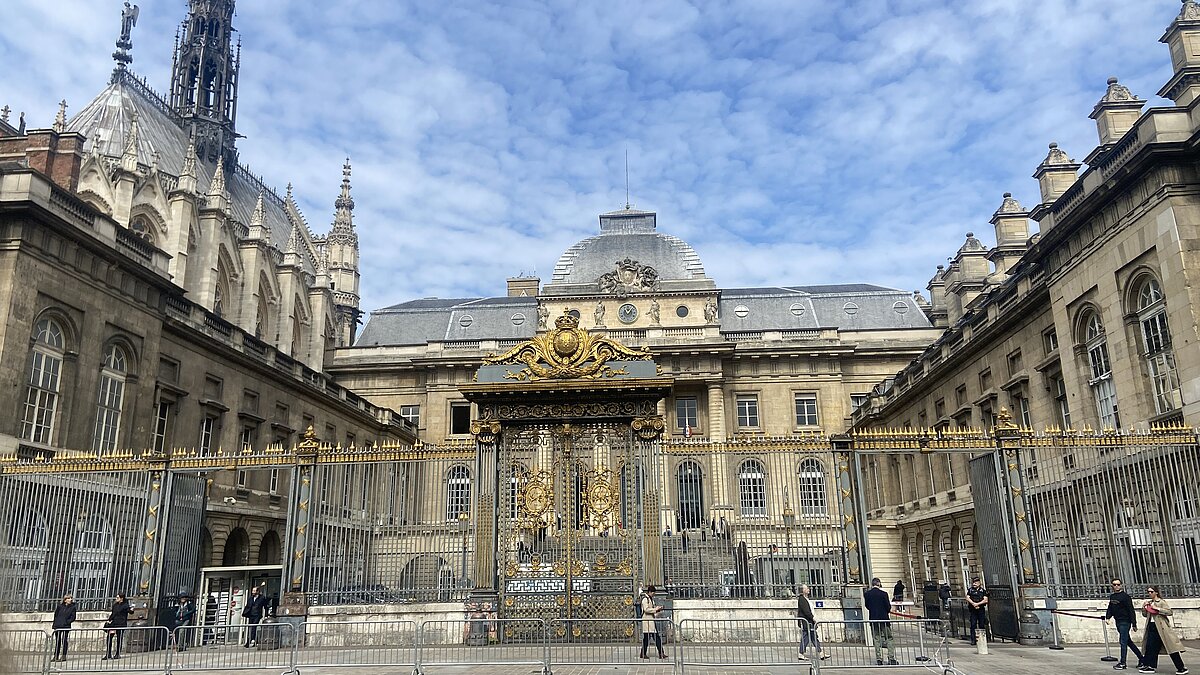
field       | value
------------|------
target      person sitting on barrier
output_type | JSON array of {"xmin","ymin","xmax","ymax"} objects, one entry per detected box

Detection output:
[
  {"xmin": 1138, "ymin": 585, "xmax": 1188, "ymax": 675},
  {"xmin": 50, "ymin": 594, "xmax": 76, "ymax": 662},
  {"xmin": 1105, "ymin": 578, "xmax": 1144, "ymax": 671},
  {"xmin": 102, "ymin": 593, "xmax": 131, "ymax": 660},
  {"xmin": 175, "ymin": 593, "xmax": 197, "ymax": 652},
  {"xmin": 865, "ymin": 578, "xmax": 898, "ymax": 665},
  {"xmin": 639, "ymin": 585, "xmax": 667, "ymax": 660},
  {"xmin": 966, "ymin": 579, "xmax": 989, "ymax": 645},
  {"xmin": 796, "ymin": 584, "xmax": 829, "ymax": 662},
  {"xmin": 242, "ymin": 585, "xmax": 270, "ymax": 648}
]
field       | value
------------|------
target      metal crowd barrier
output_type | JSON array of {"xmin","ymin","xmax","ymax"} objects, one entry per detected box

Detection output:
[
  {"xmin": 677, "ymin": 617, "xmax": 803, "ymax": 672},
  {"xmin": 42, "ymin": 626, "xmax": 172, "ymax": 674},
  {"xmin": 810, "ymin": 619, "xmax": 942, "ymax": 671},
  {"xmin": 291, "ymin": 619, "xmax": 417, "ymax": 671},
  {"xmin": 547, "ymin": 617, "xmax": 675, "ymax": 666},
  {"xmin": 170, "ymin": 623, "xmax": 296, "ymax": 673},
  {"xmin": 414, "ymin": 618, "xmax": 548, "ymax": 674},
  {"xmin": 1, "ymin": 629, "xmax": 50, "ymax": 674}
]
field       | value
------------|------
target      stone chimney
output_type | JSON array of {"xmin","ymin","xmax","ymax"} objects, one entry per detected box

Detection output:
[
  {"xmin": 0, "ymin": 127, "xmax": 86, "ymax": 191},
  {"xmin": 1160, "ymin": 0, "xmax": 1200, "ymax": 106},
  {"xmin": 944, "ymin": 233, "xmax": 990, "ymax": 325},
  {"xmin": 1089, "ymin": 78, "xmax": 1146, "ymax": 148},
  {"xmin": 925, "ymin": 265, "xmax": 949, "ymax": 328},
  {"xmin": 507, "ymin": 276, "xmax": 540, "ymax": 297},
  {"xmin": 1030, "ymin": 143, "xmax": 1081, "ymax": 230},
  {"xmin": 988, "ymin": 193, "xmax": 1031, "ymax": 277}
]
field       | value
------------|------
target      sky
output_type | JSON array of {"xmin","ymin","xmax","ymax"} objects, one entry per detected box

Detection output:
[{"xmin": 0, "ymin": 1, "xmax": 1182, "ymax": 317}]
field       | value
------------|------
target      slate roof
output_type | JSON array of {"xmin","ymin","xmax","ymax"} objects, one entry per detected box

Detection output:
[
  {"xmin": 358, "ymin": 297, "xmax": 540, "ymax": 346},
  {"xmin": 719, "ymin": 285, "xmax": 931, "ymax": 332},
  {"xmin": 65, "ymin": 73, "xmax": 317, "ymax": 274}
]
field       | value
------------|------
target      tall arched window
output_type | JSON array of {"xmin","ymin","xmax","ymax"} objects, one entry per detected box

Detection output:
[
  {"xmin": 798, "ymin": 458, "xmax": 828, "ymax": 516},
  {"xmin": 1082, "ymin": 311, "xmax": 1119, "ymax": 429},
  {"xmin": 92, "ymin": 345, "xmax": 128, "ymax": 453},
  {"xmin": 446, "ymin": 466, "xmax": 471, "ymax": 521},
  {"xmin": 2, "ymin": 509, "xmax": 49, "ymax": 608},
  {"xmin": 676, "ymin": 461, "xmax": 704, "ymax": 530},
  {"xmin": 71, "ymin": 513, "xmax": 115, "ymax": 603},
  {"xmin": 1135, "ymin": 278, "xmax": 1181, "ymax": 414},
  {"xmin": 738, "ymin": 459, "xmax": 767, "ymax": 517},
  {"xmin": 21, "ymin": 318, "xmax": 66, "ymax": 444},
  {"xmin": 213, "ymin": 265, "xmax": 230, "ymax": 317}
]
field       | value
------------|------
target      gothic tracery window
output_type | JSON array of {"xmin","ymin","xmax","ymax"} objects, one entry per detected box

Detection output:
[
  {"xmin": 130, "ymin": 217, "xmax": 155, "ymax": 245},
  {"xmin": 21, "ymin": 318, "xmax": 65, "ymax": 444},
  {"xmin": 1134, "ymin": 277, "xmax": 1181, "ymax": 414}
]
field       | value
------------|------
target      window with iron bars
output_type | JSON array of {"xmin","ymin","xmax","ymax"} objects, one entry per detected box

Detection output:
[
  {"xmin": 798, "ymin": 458, "xmax": 828, "ymax": 516},
  {"xmin": 738, "ymin": 459, "xmax": 767, "ymax": 517}
]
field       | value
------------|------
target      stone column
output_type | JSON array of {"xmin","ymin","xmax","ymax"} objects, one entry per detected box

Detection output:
[
  {"xmin": 633, "ymin": 416, "xmax": 666, "ymax": 586},
  {"xmin": 467, "ymin": 417, "xmax": 502, "ymax": 631},
  {"xmin": 706, "ymin": 382, "xmax": 726, "ymax": 440},
  {"xmin": 279, "ymin": 427, "xmax": 318, "ymax": 620},
  {"xmin": 134, "ymin": 465, "xmax": 168, "ymax": 623}
]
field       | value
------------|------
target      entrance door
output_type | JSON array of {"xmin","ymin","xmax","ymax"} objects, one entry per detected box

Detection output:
[
  {"xmin": 968, "ymin": 452, "xmax": 1021, "ymax": 640},
  {"xmin": 498, "ymin": 423, "xmax": 645, "ymax": 639}
]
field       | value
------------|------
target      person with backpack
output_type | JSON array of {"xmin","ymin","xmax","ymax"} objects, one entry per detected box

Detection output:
[{"xmin": 638, "ymin": 585, "xmax": 667, "ymax": 660}]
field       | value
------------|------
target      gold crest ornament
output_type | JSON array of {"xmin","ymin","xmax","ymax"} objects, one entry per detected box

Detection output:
[{"xmin": 484, "ymin": 310, "xmax": 650, "ymax": 381}]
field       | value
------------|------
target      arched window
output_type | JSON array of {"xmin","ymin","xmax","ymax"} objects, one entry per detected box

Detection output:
[
  {"xmin": 255, "ymin": 296, "xmax": 268, "ymax": 339},
  {"xmin": 3, "ymin": 509, "xmax": 49, "ymax": 608},
  {"xmin": 213, "ymin": 265, "xmax": 230, "ymax": 317},
  {"xmin": 130, "ymin": 217, "xmax": 155, "ymax": 245},
  {"xmin": 92, "ymin": 344, "xmax": 128, "ymax": 453},
  {"xmin": 1135, "ymin": 277, "xmax": 1181, "ymax": 414},
  {"xmin": 738, "ymin": 459, "xmax": 767, "ymax": 517},
  {"xmin": 71, "ymin": 513, "xmax": 115, "ymax": 603},
  {"xmin": 676, "ymin": 461, "xmax": 704, "ymax": 530},
  {"xmin": 446, "ymin": 466, "xmax": 471, "ymax": 521},
  {"xmin": 798, "ymin": 458, "xmax": 828, "ymax": 516},
  {"xmin": 1082, "ymin": 311, "xmax": 1119, "ymax": 429},
  {"xmin": 21, "ymin": 318, "xmax": 66, "ymax": 444}
]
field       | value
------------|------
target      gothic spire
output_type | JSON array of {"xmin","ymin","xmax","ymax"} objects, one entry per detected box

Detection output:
[
  {"xmin": 112, "ymin": 2, "xmax": 139, "ymax": 73},
  {"xmin": 332, "ymin": 158, "xmax": 356, "ymax": 234},
  {"xmin": 52, "ymin": 100, "xmax": 67, "ymax": 133},
  {"xmin": 169, "ymin": 0, "xmax": 240, "ymax": 167},
  {"xmin": 208, "ymin": 154, "xmax": 228, "ymax": 199}
]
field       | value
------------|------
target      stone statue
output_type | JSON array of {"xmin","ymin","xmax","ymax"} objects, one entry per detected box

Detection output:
[
  {"xmin": 648, "ymin": 299, "xmax": 660, "ymax": 325},
  {"xmin": 704, "ymin": 299, "xmax": 718, "ymax": 323},
  {"xmin": 594, "ymin": 302, "xmax": 605, "ymax": 326},
  {"xmin": 537, "ymin": 304, "xmax": 549, "ymax": 329},
  {"xmin": 119, "ymin": 2, "xmax": 140, "ymax": 43}
]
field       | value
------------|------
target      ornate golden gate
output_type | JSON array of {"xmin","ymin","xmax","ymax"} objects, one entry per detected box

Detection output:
[{"xmin": 498, "ymin": 422, "xmax": 644, "ymax": 637}]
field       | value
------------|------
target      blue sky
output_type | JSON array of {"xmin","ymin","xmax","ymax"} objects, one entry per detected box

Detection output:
[{"xmin": 0, "ymin": 1, "xmax": 1180, "ymax": 316}]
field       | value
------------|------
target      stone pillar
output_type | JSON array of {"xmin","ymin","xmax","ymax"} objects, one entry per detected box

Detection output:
[
  {"xmin": 280, "ymin": 427, "xmax": 318, "ymax": 619},
  {"xmin": 832, "ymin": 436, "xmax": 869, "ymax": 585},
  {"xmin": 135, "ymin": 466, "xmax": 168, "ymax": 621},
  {"xmin": 633, "ymin": 416, "xmax": 666, "ymax": 586},
  {"xmin": 706, "ymin": 382, "xmax": 725, "ymax": 440},
  {"xmin": 469, "ymin": 419, "xmax": 502, "ymax": 592}
]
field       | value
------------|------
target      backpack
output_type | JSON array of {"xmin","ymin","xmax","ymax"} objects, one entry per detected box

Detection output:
[{"xmin": 634, "ymin": 594, "xmax": 645, "ymax": 618}]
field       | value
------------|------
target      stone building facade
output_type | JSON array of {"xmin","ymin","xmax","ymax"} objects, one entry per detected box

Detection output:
[{"xmin": 851, "ymin": 1, "xmax": 1200, "ymax": 599}]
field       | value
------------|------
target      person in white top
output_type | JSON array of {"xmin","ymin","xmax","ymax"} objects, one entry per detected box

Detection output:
[{"xmin": 639, "ymin": 585, "xmax": 667, "ymax": 659}]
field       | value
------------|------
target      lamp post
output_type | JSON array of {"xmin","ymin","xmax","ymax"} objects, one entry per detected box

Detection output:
[
  {"xmin": 783, "ymin": 500, "xmax": 796, "ymax": 596},
  {"xmin": 458, "ymin": 511, "xmax": 470, "ymax": 592}
]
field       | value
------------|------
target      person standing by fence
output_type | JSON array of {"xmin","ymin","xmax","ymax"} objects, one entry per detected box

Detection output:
[
  {"xmin": 174, "ymin": 593, "xmax": 196, "ymax": 652},
  {"xmin": 1138, "ymin": 585, "xmax": 1187, "ymax": 675},
  {"xmin": 638, "ymin": 585, "xmax": 667, "ymax": 660},
  {"xmin": 966, "ymin": 578, "xmax": 989, "ymax": 645},
  {"xmin": 796, "ymin": 584, "xmax": 829, "ymax": 662},
  {"xmin": 865, "ymin": 578, "xmax": 898, "ymax": 665},
  {"xmin": 102, "ymin": 593, "xmax": 131, "ymax": 660},
  {"xmin": 50, "ymin": 594, "xmax": 76, "ymax": 662},
  {"xmin": 1105, "ymin": 578, "xmax": 1144, "ymax": 670},
  {"xmin": 242, "ymin": 585, "xmax": 270, "ymax": 648}
]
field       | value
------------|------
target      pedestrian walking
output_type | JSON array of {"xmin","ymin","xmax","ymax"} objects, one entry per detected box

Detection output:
[
  {"xmin": 796, "ymin": 583, "xmax": 829, "ymax": 662},
  {"xmin": 966, "ymin": 578, "xmax": 989, "ymax": 645},
  {"xmin": 50, "ymin": 594, "xmax": 77, "ymax": 662},
  {"xmin": 1138, "ymin": 585, "xmax": 1188, "ymax": 675},
  {"xmin": 893, "ymin": 579, "xmax": 906, "ymax": 603},
  {"xmin": 1105, "ymin": 578, "xmax": 1144, "ymax": 670},
  {"xmin": 638, "ymin": 585, "xmax": 667, "ymax": 660},
  {"xmin": 102, "ymin": 593, "xmax": 131, "ymax": 660},
  {"xmin": 865, "ymin": 578, "xmax": 898, "ymax": 665},
  {"xmin": 241, "ymin": 585, "xmax": 270, "ymax": 647},
  {"xmin": 174, "ymin": 593, "xmax": 196, "ymax": 652}
]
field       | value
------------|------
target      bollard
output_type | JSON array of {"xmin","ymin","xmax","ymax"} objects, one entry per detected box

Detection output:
[
  {"xmin": 975, "ymin": 630, "xmax": 988, "ymax": 655},
  {"xmin": 1099, "ymin": 619, "xmax": 1117, "ymax": 662},
  {"xmin": 1048, "ymin": 611, "xmax": 1064, "ymax": 651}
]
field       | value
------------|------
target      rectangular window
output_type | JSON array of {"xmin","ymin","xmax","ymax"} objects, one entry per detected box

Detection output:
[
  {"xmin": 736, "ymin": 395, "xmax": 759, "ymax": 428},
  {"xmin": 236, "ymin": 470, "xmax": 248, "ymax": 488},
  {"xmin": 1015, "ymin": 395, "xmax": 1031, "ymax": 429},
  {"xmin": 850, "ymin": 394, "xmax": 869, "ymax": 410},
  {"xmin": 153, "ymin": 401, "xmax": 173, "ymax": 454},
  {"xmin": 343, "ymin": 466, "xmax": 355, "ymax": 509},
  {"xmin": 1052, "ymin": 374, "xmax": 1072, "ymax": 430},
  {"xmin": 199, "ymin": 416, "xmax": 217, "ymax": 456},
  {"xmin": 450, "ymin": 402, "xmax": 472, "ymax": 435},
  {"xmin": 269, "ymin": 468, "xmax": 280, "ymax": 495},
  {"xmin": 1043, "ymin": 328, "xmax": 1059, "ymax": 354},
  {"xmin": 203, "ymin": 375, "xmax": 223, "ymax": 400},
  {"xmin": 92, "ymin": 372, "xmax": 126, "ymax": 453},
  {"xmin": 239, "ymin": 426, "xmax": 256, "ymax": 453},
  {"xmin": 400, "ymin": 405, "xmax": 421, "ymax": 428},
  {"xmin": 978, "ymin": 369, "xmax": 992, "ymax": 392},
  {"xmin": 934, "ymin": 398, "xmax": 946, "ymax": 419},
  {"xmin": 955, "ymin": 385, "xmax": 967, "ymax": 407},
  {"xmin": 675, "ymin": 397, "xmax": 698, "ymax": 432},
  {"xmin": 794, "ymin": 394, "xmax": 819, "ymax": 427},
  {"xmin": 1007, "ymin": 350, "xmax": 1023, "ymax": 377}
]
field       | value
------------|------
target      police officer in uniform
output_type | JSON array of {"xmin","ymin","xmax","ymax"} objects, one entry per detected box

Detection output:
[{"xmin": 966, "ymin": 578, "xmax": 989, "ymax": 645}]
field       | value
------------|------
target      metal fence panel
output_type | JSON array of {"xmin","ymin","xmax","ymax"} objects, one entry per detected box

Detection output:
[
  {"xmin": 291, "ymin": 619, "xmax": 417, "ymax": 669},
  {"xmin": 677, "ymin": 617, "xmax": 803, "ymax": 670},
  {"xmin": 0, "ymin": 629, "xmax": 50, "ymax": 674},
  {"xmin": 547, "ymin": 617, "xmax": 673, "ymax": 665},
  {"xmin": 415, "ymin": 618, "xmax": 547, "ymax": 673},
  {"xmin": 41, "ymin": 626, "xmax": 171, "ymax": 674},
  {"xmin": 810, "ymin": 619, "xmax": 941, "ymax": 671},
  {"xmin": 170, "ymin": 623, "xmax": 295, "ymax": 672}
]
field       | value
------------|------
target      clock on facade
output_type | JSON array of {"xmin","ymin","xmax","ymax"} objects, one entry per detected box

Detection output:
[{"xmin": 617, "ymin": 303, "xmax": 638, "ymax": 324}]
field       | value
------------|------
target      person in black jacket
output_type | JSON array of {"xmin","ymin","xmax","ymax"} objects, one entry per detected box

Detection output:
[
  {"xmin": 50, "ymin": 594, "xmax": 77, "ymax": 662},
  {"xmin": 174, "ymin": 594, "xmax": 197, "ymax": 652},
  {"xmin": 865, "ymin": 578, "xmax": 898, "ymax": 665},
  {"xmin": 1104, "ymin": 578, "xmax": 1143, "ymax": 670},
  {"xmin": 966, "ymin": 579, "xmax": 989, "ymax": 645},
  {"xmin": 795, "ymin": 584, "xmax": 828, "ymax": 661},
  {"xmin": 893, "ymin": 579, "xmax": 906, "ymax": 603},
  {"xmin": 241, "ymin": 585, "xmax": 270, "ymax": 647},
  {"xmin": 102, "ymin": 593, "xmax": 132, "ymax": 660}
]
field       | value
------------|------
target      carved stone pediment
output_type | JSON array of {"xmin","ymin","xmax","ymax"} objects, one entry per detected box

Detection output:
[{"xmin": 598, "ymin": 258, "xmax": 658, "ymax": 296}]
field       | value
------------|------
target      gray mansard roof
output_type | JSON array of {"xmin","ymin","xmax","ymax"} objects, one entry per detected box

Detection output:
[
  {"xmin": 550, "ymin": 209, "xmax": 706, "ymax": 286},
  {"xmin": 718, "ymin": 285, "xmax": 932, "ymax": 332},
  {"xmin": 66, "ymin": 74, "xmax": 317, "ymax": 274},
  {"xmin": 358, "ymin": 297, "xmax": 540, "ymax": 346}
]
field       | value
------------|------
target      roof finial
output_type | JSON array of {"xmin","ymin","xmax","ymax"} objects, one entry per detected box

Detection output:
[
  {"xmin": 112, "ymin": 2, "xmax": 139, "ymax": 71},
  {"xmin": 53, "ymin": 100, "xmax": 67, "ymax": 132},
  {"xmin": 208, "ymin": 154, "xmax": 228, "ymax": 198},
  {"xmin": 624, "ymin": 147, "xmax": 631, "ymax": 210},
  {"xmin": 332, "ymin": 158, "xmax": 356, "ymax": 233},
  {"xmin": 251, "ymin": 192, "xmax": 266, "ymax": 227},
  {"xmin": 0, "ymin": 105, "xmax": 10, "ymax": 124}
]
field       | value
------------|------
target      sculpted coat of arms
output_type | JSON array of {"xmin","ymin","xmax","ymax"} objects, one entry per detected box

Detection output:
[
  {"xmin": 598, "ymin": 258, "xmax": 658, "ymax": 296},
  {"xmin": 484, "ymin": 310, "xmax": 650, "ymax": 381}
]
